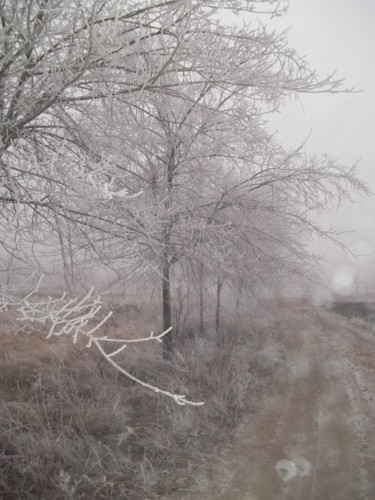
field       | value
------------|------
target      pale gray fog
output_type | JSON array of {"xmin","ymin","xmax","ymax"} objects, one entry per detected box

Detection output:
[{"xmin": 271, "ymin": 0, "xmax": 375, "ymax": 298}]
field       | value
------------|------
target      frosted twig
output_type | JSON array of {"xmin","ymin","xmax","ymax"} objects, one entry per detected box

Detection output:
[
  {"xmin": 89, "ymin": 327, "xmax": 172, "ymax": 344},
  {"xmin": 0, "ymin": 282, "xmax": 203, "ymax": 406},
  {"xmin": 93, "ymin": 338, "xmax": 204, "ymax": 406}
]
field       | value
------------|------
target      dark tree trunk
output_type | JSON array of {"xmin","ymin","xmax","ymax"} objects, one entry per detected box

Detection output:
[
  {"xmin": 236, "ymin": 279, "xmax": 243, "ymax": 314},
  {"xmin": 215, "ymin": 275, "xmax": 224, "ymax": 345},
  {"xmin": 162, "ymin": 261, "xmax": 173, "ymax": 360},
  {"xmin": 161, "ymin": 143, "xmax": 176, "ymax": 360},
  {"xmin": 199, "ymin": 263, "xmax": 204, "ymax": 337}
]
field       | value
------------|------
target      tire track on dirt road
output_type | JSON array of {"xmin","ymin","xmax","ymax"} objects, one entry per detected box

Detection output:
[
  {"xmin": 307, "ymin": 318, "xmax": 366, "ymax": 500},
  {"xmin": 170, "ymin": 309, "xmax": 375, "ymax": 500},
  {"xmin": 321, "ymin": 321, "xmax": 375, "ymax": 499}
]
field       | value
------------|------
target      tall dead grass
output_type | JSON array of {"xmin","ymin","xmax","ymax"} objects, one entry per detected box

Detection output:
[{"xmin": 0, "ymin": 304, "xmax": 285, "ymax": 499}]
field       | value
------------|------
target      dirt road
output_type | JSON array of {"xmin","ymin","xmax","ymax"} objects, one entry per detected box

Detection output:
[{"xmin": 174, "ymin": 309, "xmax": 375, "ymax": 500}]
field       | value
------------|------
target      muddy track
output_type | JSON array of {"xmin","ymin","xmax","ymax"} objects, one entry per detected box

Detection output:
[{"xmin": 170, "ymin": 309, "xmax": 375, "ymax": 500}]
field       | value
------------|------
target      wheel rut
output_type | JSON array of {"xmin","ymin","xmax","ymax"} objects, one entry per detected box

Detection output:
[{"xmin": 171, "ymin": 309, "xmax": 375, "ymax": 500}]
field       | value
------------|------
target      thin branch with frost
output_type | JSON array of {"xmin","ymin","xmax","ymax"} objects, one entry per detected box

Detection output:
[
  {"xmin": 88, "ymin": 170, "xmax": 144, "ymax": 201},
  {"xmin": 86, "ymin": 327, "xmax": 173, "ymax": 346},
  {"xmin": 0, "ymin": 280, "xmax": 203, "ymax": 406},
  {"xmin": 93, "ymin": 337, "xmax": 203, "ymax": 406}
]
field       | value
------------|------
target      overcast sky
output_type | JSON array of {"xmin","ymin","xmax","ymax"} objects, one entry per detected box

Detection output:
[{"xmin": 267, "ymin": 0, "xmax": 375, "ymax": 296}]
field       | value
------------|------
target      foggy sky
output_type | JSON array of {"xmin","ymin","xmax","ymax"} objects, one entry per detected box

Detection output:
[{"xmin": 269, "ymin": 0, "xmax": 375, "ymax": 297}]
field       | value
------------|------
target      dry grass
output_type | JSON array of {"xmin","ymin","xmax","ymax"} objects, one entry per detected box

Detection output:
[{"xmin": 0, "ymin": 304, "xmax": 285, "ymax": 499}]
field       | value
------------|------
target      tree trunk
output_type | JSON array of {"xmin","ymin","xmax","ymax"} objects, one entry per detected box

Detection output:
[
  {"xmin": 236, "ymin": 279, "xmax": 243, "ymax": 314},
  {"xmin": 162, "ymin": 261, "xmax": 173, "ymax": 360},
  {"xmin": 215, "ymin": 275, "xmax": 224, "ymax": 345},
  {"xmin": 199, "ymin": 263, "xmax": 204, "ymax": 337},
  {"xmin": 161, "ymin": 144, "xmax": 175, "ymax": 360}
]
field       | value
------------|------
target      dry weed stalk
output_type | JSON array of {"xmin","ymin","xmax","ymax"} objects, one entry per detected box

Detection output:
[{"xmin": 0, "ymin": 277, "xmax": 203, "ymax": 406}]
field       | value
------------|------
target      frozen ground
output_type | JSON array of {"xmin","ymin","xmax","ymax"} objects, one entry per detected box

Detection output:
[{"xmin": 169, "ymin": 309, "xmax": 375, "ymax": 500}]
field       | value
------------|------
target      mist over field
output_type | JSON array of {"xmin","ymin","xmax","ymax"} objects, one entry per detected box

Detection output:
[{"xmin": 0, "ymin": 1, "xmax": 374, "ymax": 499}]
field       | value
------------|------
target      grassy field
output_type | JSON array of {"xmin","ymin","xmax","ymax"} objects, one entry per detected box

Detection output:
[{"xmin": 0, "ymin": 303, "xmax": 285, "ymax": 499}]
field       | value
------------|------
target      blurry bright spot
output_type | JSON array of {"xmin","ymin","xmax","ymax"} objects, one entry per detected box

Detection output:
[
  {"xmin": 332, "ymin": 267, "xmax": 355, "ymax": 295},
  {"xmin": 275, "ymin": 459, "xmax": 297, "ymax": 481},
  {"xmin": 275, "ymin": 456, "xmax": 312, "ymax": 482}
]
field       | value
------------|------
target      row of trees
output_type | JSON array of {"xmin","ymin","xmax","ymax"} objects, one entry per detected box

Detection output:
[{"xmin": 0, "ymin": 0, "xmax": 366, "ymax": 358}]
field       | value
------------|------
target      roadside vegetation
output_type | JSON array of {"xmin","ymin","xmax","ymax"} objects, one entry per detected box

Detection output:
[{"xmin": 0, "ymin": 302, "xmax": 285, "ymax": 499}]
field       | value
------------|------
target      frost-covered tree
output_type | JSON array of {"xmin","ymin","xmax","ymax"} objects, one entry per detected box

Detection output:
[
  {"xmin": 0, "ymin": 0, "xmax": 346, "ymax": 237},
  {"xmin": 0, "ymin": 0, "xmax": 367, "ymax": 358},
  {"xmin": 72, "ymin": 82, "xmax": 365, "ymax": 356}
]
